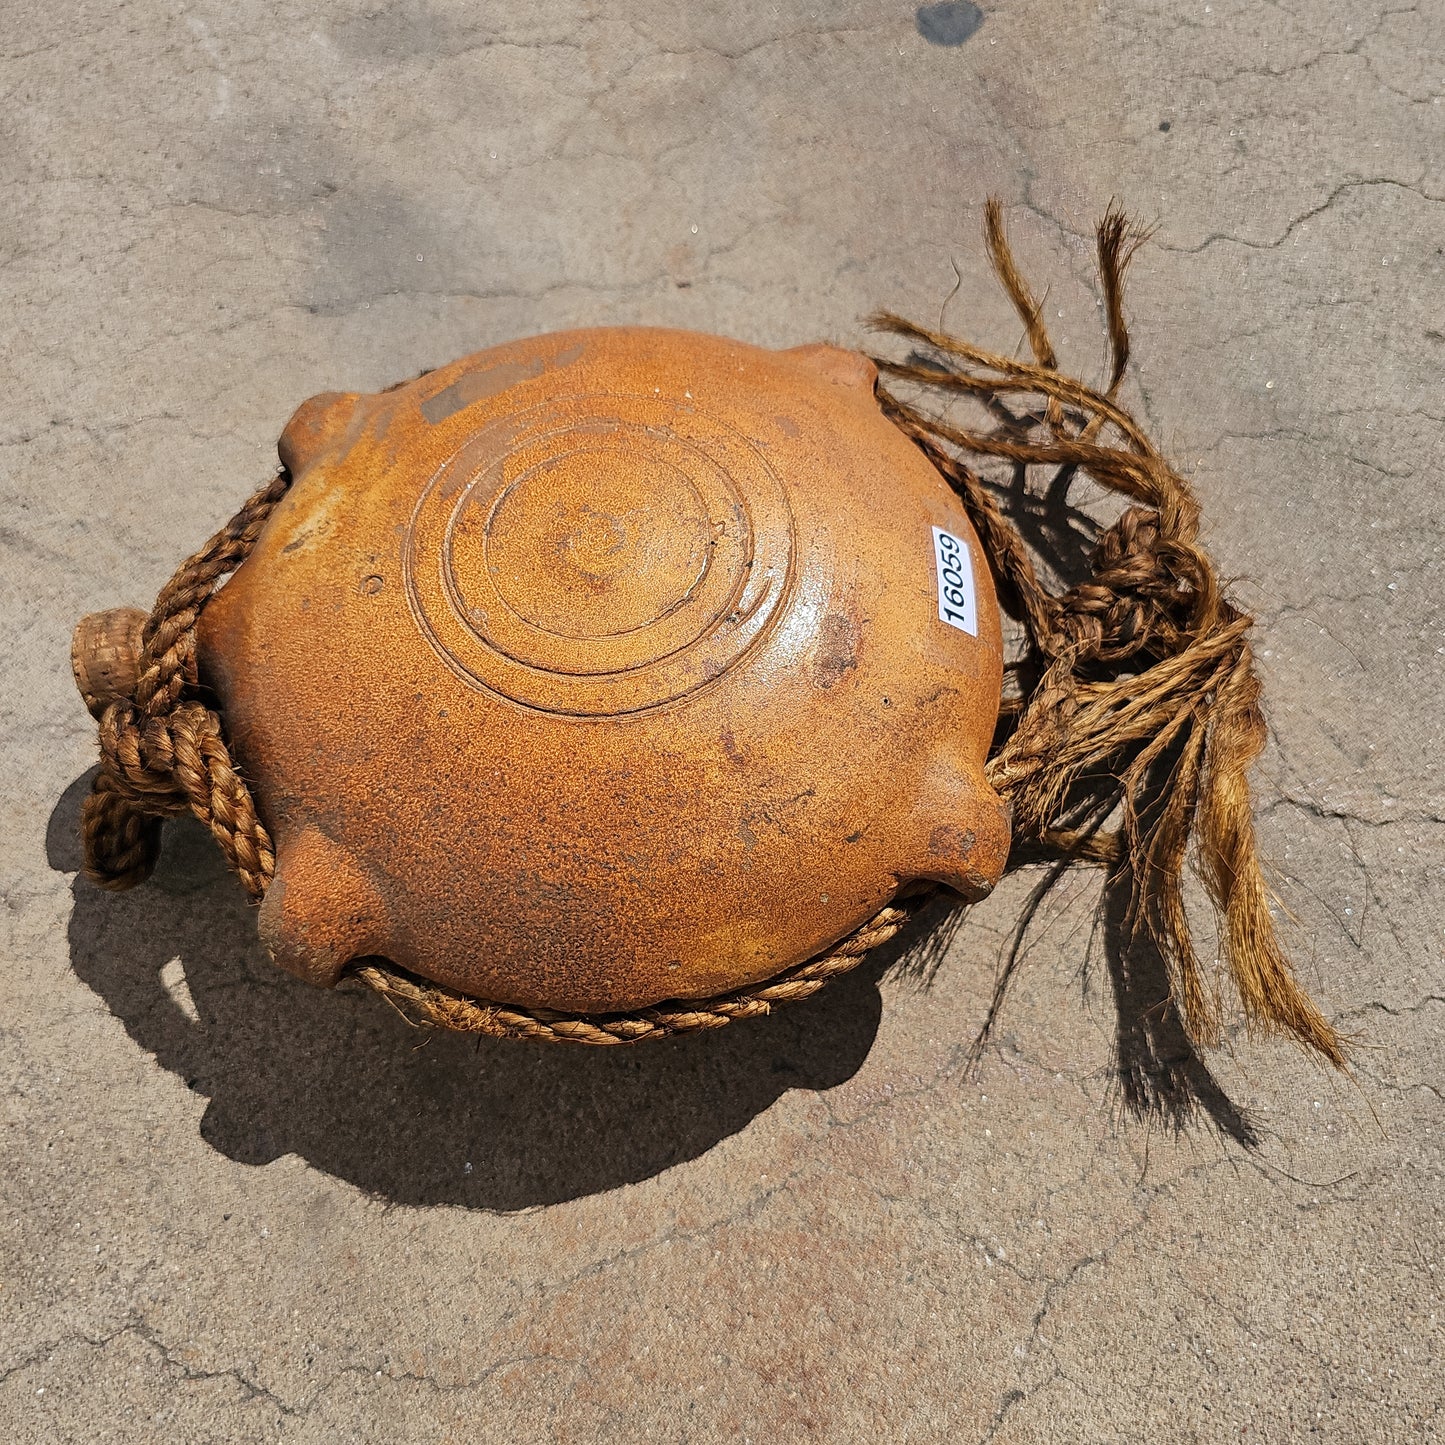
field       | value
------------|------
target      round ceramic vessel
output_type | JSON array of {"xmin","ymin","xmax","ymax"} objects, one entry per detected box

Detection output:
[{"xmin": 197, "ymin": 327, "xmax": 1010, "ymax": 1012}]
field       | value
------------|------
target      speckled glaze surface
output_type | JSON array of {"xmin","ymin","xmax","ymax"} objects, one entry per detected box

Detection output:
[{"xmin": 198, "ymin": 327, "xmax": 1009, "ymax": 1012}]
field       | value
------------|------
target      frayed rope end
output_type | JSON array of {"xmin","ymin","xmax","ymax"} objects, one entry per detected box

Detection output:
[{"xmin": 871, "ymin": 198, "xmax": 1346, "ymax": 1070}]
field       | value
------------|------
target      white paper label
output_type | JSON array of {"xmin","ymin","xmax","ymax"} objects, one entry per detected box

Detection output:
[{"xmin": 931, "ymin": 526, "xmax": 978, "ymax": 637}]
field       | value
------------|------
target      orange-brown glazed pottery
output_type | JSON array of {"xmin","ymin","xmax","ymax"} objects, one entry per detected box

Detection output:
[{"xmin": 128, "ymin": 328, "xmax": 1012, "ymax": 1012}]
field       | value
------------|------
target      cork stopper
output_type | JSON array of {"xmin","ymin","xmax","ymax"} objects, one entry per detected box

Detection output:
[{"xmin": 72, "ymin": 607, "xmax": 147, "ymax": 719}]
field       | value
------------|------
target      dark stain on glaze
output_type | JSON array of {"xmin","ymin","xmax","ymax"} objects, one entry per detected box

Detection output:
[
  {"xmin": 928, "ymin": 824, "xmax": 977, "ymax": 860},
  {"xmin": 421, "ymin": 358, "xmax": 546, "ymax": 424},
  {"xmin": 811, "ymin": 612, "xmax": 861, "ymax": 690}
]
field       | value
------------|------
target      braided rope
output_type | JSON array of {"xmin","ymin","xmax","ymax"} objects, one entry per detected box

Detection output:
[
  {"xmin": 352, "ymin": 903, "xmax": 916, "ymax": 1043},
  {"xmin": 74, "ymin": 201, "xmax": 1344, "ymax": 1064}
]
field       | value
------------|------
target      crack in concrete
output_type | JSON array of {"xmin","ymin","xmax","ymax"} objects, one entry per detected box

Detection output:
[
  {"xmin": 632, "ymin": 20, "xmax": 905, "ymax": 65},
  {"xmin": 1, "ymin": 1316, "xmax": 301, "ymax": 1417},
  {"xmin": 332, "ymin": 1349, "xmax": 580, "ymax": 1396},
  {"xmin": 964, "ymin": 1151, "xmax": 1297, "ymax": 1440},
  {"xmin": 1339, "ymin": 994, "xmax": 1445, "ymax": 1022},
  {"xmin": 1167, "ymin": 0, "xmax": 1423, "ymax": 94},
  {"xmin": 1159, "ymin": 178, "xmax": 1445, "ymax": 256},
  {"xmin": 1258, "ymin": 795, "xmax": 1445, "ymax": 831}
]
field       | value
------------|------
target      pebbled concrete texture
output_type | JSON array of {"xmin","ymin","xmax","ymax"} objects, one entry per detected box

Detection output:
[{"xmin": 2, "ymin": 1, "xmax": 1441, "ymax": 1439}]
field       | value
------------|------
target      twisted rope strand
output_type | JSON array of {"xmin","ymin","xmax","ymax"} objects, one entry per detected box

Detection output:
[{"xmin": 352, "ymin": 905, "xmax": 914, "ymax": 1043}]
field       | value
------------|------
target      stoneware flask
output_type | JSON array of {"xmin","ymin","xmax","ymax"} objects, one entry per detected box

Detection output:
[{"xmin": 76, "ymin": 328, "xmax": 1010, "ymax": 1016}]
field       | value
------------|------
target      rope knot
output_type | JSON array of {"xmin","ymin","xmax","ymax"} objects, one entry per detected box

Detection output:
[
  {"xmin": 1054, "ymin": 507, "xmax": 1209, "ymax": 664},
  {"xmin": 74, "ymin": 472, "xmax": 290, "ymax": 897}
]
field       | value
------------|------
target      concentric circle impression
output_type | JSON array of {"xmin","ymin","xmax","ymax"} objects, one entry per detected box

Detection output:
[
  {"xmin": 479, "ymin": 446, "xmax": 713, "ymax": 641},
  {"xmin": 403, "ymin": 394, "xmax": 795, "ymax": 715}
]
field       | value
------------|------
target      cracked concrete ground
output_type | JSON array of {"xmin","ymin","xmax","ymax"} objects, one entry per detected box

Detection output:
[{"xmin": 3, "ymin": 1, "xmax": 1442, "ymax": 1440}]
